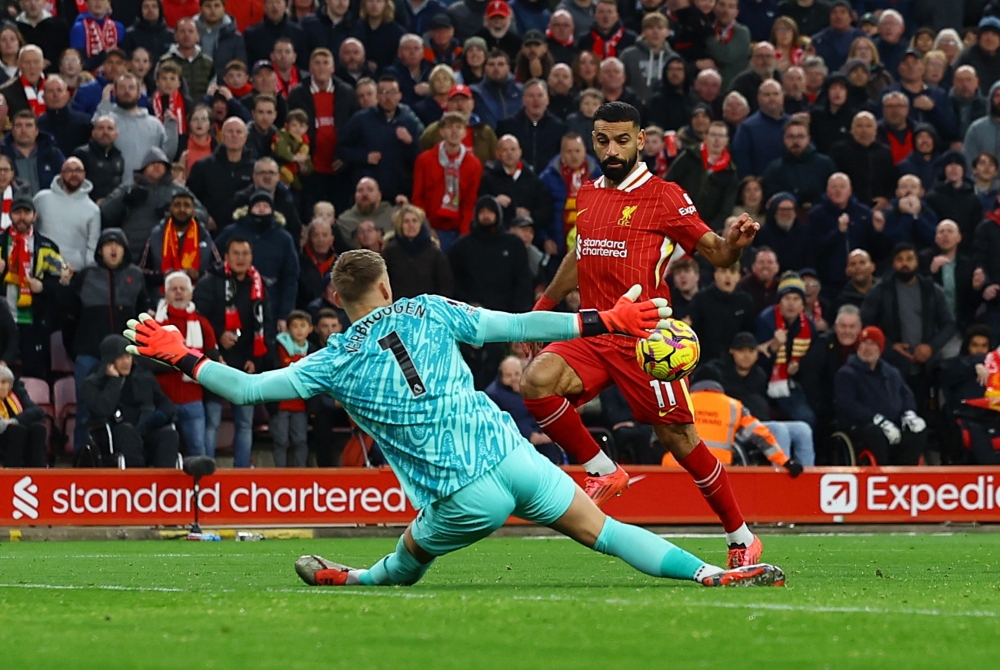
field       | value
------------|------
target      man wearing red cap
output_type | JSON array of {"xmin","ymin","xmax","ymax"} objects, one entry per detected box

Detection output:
[
  {"xmin": 834, "ymin": 324, "xmax": 927, "ymax": 465},
  {"xmin": 419, "ymin": 84, "xmax": 499, "ymax": 164},
  {"xmin": 478, "ymin": 1, "xmax": 522, "ymax": 62}
]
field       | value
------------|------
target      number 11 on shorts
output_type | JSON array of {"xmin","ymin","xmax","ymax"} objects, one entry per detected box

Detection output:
[{"xmin": 649, "ymin": 379, "xmax": 677, "ymax": 411}]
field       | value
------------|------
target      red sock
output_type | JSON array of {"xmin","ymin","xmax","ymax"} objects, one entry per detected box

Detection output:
[
  {"xmin": 678, "ymin": 442, "xmax": 745, "ymax": 533},
  {"xmin": 524, "ymin": 395, "xmax": 602, "ymax": 463}
]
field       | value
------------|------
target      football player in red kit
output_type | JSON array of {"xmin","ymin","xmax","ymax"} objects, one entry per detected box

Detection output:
[{"xmin": 520, "ymin": 101, "xmax": 766, "ymax": 568}]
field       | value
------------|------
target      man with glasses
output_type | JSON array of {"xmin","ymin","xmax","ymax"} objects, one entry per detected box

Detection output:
[
  {"xmin": 229, "ymin": 157, "xmax": 303, "ymax": 244},
  {"xmin": 33, "ymin": 157, "xmax": 100, "ymax": 273},
  {"xmin": 336, "ymin": 74, "xmax": 425, "ymax": 203}
]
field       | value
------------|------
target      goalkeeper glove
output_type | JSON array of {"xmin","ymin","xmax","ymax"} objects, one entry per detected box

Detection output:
[
  {"xmin": 783, "ymin": 460, "xmax": 804, "ymax": 478},
  {"xmin": 124, "ymin": 313, "xmax": 207, "ymax": 379},
  {"xmin": 873, "ymin": 413, "xmax": 902, "ymax": 445},
  {"xmin": 901, "ymin": 410, "xmax": 926, "ymax": 433},
  {"xmin": 578, "ymin": 284, "xmax": 673, "ymax": 338}
]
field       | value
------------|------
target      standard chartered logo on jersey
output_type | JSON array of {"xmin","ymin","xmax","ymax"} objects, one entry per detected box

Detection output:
[
  {"xmin": 577, "ymin": 236, "xmax": 628, "ymax": 258},
  {"xmin": 12, "ymin": 475, "xmax": 39, "ymax": 520}
]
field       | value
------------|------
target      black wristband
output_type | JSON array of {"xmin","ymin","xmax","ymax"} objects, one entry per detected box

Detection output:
[
  {"xmin": 176, "ymin": 353, "xmax": 206, "ymax": 379},
  {"xmin": 579, "ymin": 309, "xmax": 609, "ymax": 338}
]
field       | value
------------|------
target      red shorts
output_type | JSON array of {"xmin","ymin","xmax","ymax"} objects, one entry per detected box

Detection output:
[{"xmin": 542, "ymin": 337, "xmax": 694, "ymax": 425}]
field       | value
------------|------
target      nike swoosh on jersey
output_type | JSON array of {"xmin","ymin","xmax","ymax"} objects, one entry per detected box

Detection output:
[
  {"xmin": 576, "ymin": 208, "xmax": 588, "ymax": 216},
  {"xmin": 659, "ymin": 407, "xmax": 677, "ymax": 417}
]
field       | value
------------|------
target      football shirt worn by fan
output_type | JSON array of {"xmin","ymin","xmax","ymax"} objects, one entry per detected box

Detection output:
[
  {"xmin": 518, "ymin": 101, "xmax": 796, "ymax": 571},
  {"xmin": 124, "ymin": 250, "xmax": 784, "ymax": 589}
]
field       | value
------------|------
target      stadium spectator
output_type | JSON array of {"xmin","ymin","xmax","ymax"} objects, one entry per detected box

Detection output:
[
  {"xmin": 70, "ymin": 0, "xmax": 124, "ymax": 71},
  {"xmin": 15, "ymin": 0, "xmax": 70, "ymax": 73},
  {"xmin": 834, "ymin": 325, "xmax": 927, "ymax": 465},
  {"xmin": 241, "ymin": 60, "xmax": 289, "ymax": 127},
  {"xmin": 664, "ymin": 257, "xmax": 699, "ymax": 321},
  {"xmin": 270, "ymin": 37, "xmax": 304, "ymax": 100},
  {"xmin": 181, "ymin": 105, "xmax": 221, "ymax": 173},
  {"xmin": 57, "ymin": 48, "xmax": 89, "ymax": 95},
  {"xmin": 63, "ymin": 227, "xmax": 147, "ymax": 452},
  {"xmin": 578, "ymin": 0, "xmax": 636, "ymax": 60},
  {"xmin": 513, "ymin": 29, "xmax": 553, "ymax": 84},
  {"xmin": 565, "ymin": 87, "xmax": 601, "ymax": 155},
  {"xmin": 337, "ymin": 176, "xmax": 397, "ymax": 245},
  {"xmin": 755, "ymin": 272, "xmax": 817, "ymax": 426},
  {"xmin": 195, "ymin": 0, "xmax": 248, "ymax": 82},
  {"xmin": 738, "ymin": 247, "xmax": 780, "ymax": 316},
  {"xmin": 158, "ymin": 17, "xmax": 214, "ymax": 101},
  {"xmin": 939, "ymin": 325, "xmax": 1000, "ymax": 465},
  {"xmin": 245, "ymin": 0, "xmax": 309, "ymax": 70},
  {"xmin": 963, "ymin": 82, "xmax": 1000, "ymax": 167},
  {"xmin": 807, "ymin": 303, "xmax": 862, "ymax": 433},
  {"xmin": 477, "ymin": 0, "xmax": 523, "ymax": 62},
  {"xmin": 762, "ymin": 116, "xmax": 836, "ymax": 207},
  {"xmin": 32, "ymin": 157, "xmax": 100, "ymax": 273},
  {"xmin": 229, "ymin": 157, "xmax": 303, "ymax": 245},
  {"xmin": 0, "ymin": 362, "xmax": 46, "ymax": 468},
  {"xmin": 861, "ymin": 242, "xmax": 957, "ymax": 414},
  {"xmin": 835, "ymin": 249, "xmax": 878, "ymax": 310},
  {"xmin": 412, "ymin": 64, "xmax": 456, "ymax": 126},
  {"xmin": 925, "ymin": 152, "xmax": 982, "ymax": 249},
  {"xmin": 545, "ymin": 10, "xmax": 577, "ymax": 64},
  {"xmin": 508, "ymin": 214, "xmax": 555, "ymax": 288},
  {"xmin": 271, "ymin": 310, "xmax": 316, "ymax": 467},
  {"xmin": 479, "ymin": 133, "xmax": 551, "ymax": 232},
  {"xmin": 0, "ymin": 110, "xmax": 62, "ymax": 197},
  {"xmin": 810, "ymin": 0, "xmax": 865, "ymax": 72},
  {"xmin": 886, "ymin": 50, "xmax": 956, "ymax": 144},
  {"xmin": 881, "ymin": 173, "xmax": 938, "ymax": 249},
  {"xmin": 687, "ymin": 262, "xmax": 757, "ymax": 363},
  {"xmin": 705, "ymin": 0, "xmax": 751, "ymax": 89},
  {"xmin": 874, "ymin": 10, "xmax": 908, "ymax": 77},
  {"xmin": 755, "ymin": 192, "xmax": 811, "ymax": 273},
  {"xmin": 471, "ymin": 49, "xmax": 523, "ymax": 130},
  {"xmin": 780, "ymin": 65, "xmax": 808, "ymax": 115},
  {"xmin": 101, "ymin": 147, "xmax": 208, "ymax": 259},
  {"xmin": 496, "ymin": 79, "xmax": 567, "ymax": 174},
  {"xmin": 337, "ymin": 74, "xmax": 424, "ymax": 203},
  {"xmin": 645, "ymin": 55, "xmax": 690, "ymax": 133},
  {"xmin": 187, "ymin": 117, "xmax": 254, "ymax": 231},
  {"xmin": 800, "ymin": 267, "xmax": 831, "ymax": 332},
  {"xmin": 419, "ymin": 83, "xmax": 499, "ymax": 165},
  {"xmin": 545, "ymin": 63, "xmax": 575, "ymax": 120},
  {"xmin": 918, "ymin": 219, "xmax": 976, "ymax": 332},
  {"xmin": 596, "ymin": 56, "xmax": 642, "ymax": 117},
  {"xmin": 973, "ymin": 151, "xmax": 1000, "ymax": 212},
  {"xmin": 351, "ymin": 0, "xmax": 406, "ymax": 72},
  {"xmin": 730, "ymin": 41, "xmax": 778, "ymax": 114},
  {"xmin": 808, "ymin": 173, "xmax": 887, "ymax": 298},
  {"xmin": 298, "ymin": 218, "xmax": 337, "ymax": 308},
  {"xmin": 82, "ymin": 333, "xmax": 179, "ymax": 467},
  {"xmin": 337, "ymin": 38, "xmax": 375, "ymax": 89},
  {"xmin": 37, "ymin": 76, "xmax": 92, "ymax": 158},
  {"xmin": 808, "ymin": 73, "xmax": 854, "ymax": 155},
  {"xmin": 732, "ymin": 175, "xmax": 764, "ymax": 221},
  {"xmin": 386, "ymin": 34, "xmax": 433, "ymax": 107},
  {"xmin": 486, "ymin": 356, "xmax": 563, "ymax": 464},
  {"xmin": 425, "ymin": 15, "xmax": 464, "ymax": 68},
  {"xmin": 70, "ymin": 48, "xmax": 132, "ymax": 117},
  {"xmin": 688, "ymin": 68, "xmax": 724, "ymax": 120},
  {"xmin": 694, "ymin": 330, "xmax": 770, "ymax": 419},
  {"xmin": 571, "ymin": 49, "xmax": 599, "ymax": 90},
  {"xmin": 721, "ymin": 90, "xmax": 751, "ymax": 135},
  {"xmin": 555, "ymin": 0, "xmax": 593, "ymax": 43},
  {"xmin": 244, "ymin": 94, "xmax": 278, "ymax": 161},
  {"xmin": 0, "ymin": 45, "xmax": 45, "ymax": 119},
  {"xmin": 0, "ymin": 24, "xmax": 24, "ymax": 88},
  {"xmin": 779, "ymin": 0, "xmax": 829, "ymax": 39},
  {"xmin": 950, "ymin": 65, "xmax": 987, "ymax": 140},
  {"xmin": 122, "ymin": 0, "xmax": 173, "ymax": 63},
  {"xmin": 538, "ymin": 132, "xmax": 600, "ymax": 254},
  {"xmin": 195, "ymin": 236, "xmax": 275, "ymax": 467},
  {"xmin": 664, "ymin": 121, "xmax": 738, "ymax": 232},
  {"xmin": 354, "ymin": 219, "xmax": 385, "ymax": 252},
  {"xmin": 829, "ymin": 110, "xmax": 897, "ymax": 209},
  {"xmin": 139, "ymin": 189, "xmax": 219, "ymax": 292},
  {"xmin": 383, "ymin": 203, "xmax": 454, "ymax": 299},
  {"xmin": 731, "ymin": 80, "xmax": 788, "ymax": 179},
  {"xmin": 639, "ymin": 124, "xmax": 674, "ymax": 178},
  {"xmin": 957, "ymin": 16, "xmax": 1000, "ymax": 96},
  {"xmin": 619, "ymin": 13, "xmax": 674, "ymax": 103},
  {"xmin": 412, "ymin": 111, "xmax": 483, "ymax": 252}
]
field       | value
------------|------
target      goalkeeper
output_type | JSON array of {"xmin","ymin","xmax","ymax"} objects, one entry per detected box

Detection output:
[{"xmin": 125, "ymin": 250, "xmax": 784, "ymax": 588}]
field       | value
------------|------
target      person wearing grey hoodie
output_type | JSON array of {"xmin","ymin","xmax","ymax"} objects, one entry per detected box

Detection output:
[
  {"xmin": 100, "ymin": 147, "xmax": 209, "ymax": 260},
  {"xmin": 963, "ymin": 81, "xmax": 1000, "ymax": 168},
  {"xmin": 33, "ymin": 158, "xmax": 101, "ymax": 273},
  {"xmin": 619, "ymin": 15, "xmax": 676, "ymax": 105},
  {"xmin": 94, "ymin": 72, "xmax": 178, "ymax": 185}
]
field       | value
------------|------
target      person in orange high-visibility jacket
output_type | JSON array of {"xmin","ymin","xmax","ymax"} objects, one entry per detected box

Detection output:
[{"xmin": 663, "ymin": 380, "xmax": 804, "ymax": 477}]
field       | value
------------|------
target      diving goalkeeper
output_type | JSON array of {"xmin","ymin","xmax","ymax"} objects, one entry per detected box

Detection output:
[{"xmin": 124, "ymin": 250, "xmax": 784, "ymax": 588}]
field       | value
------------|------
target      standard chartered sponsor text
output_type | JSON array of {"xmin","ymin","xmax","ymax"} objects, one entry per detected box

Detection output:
[{"xmin": 579, "ymin": 238, "xmax": 628, "ymax": 258}]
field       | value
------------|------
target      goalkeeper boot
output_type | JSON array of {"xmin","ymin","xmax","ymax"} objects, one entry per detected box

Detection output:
[
  {"xmin": 295, "ymin": 555, "xmax": 358, "ymax": 586},
  {"xmin": 583, "ymin": 464, "xmax": 630, "ymax": 507},
  {"xmin": 702, "ymin": 563, "xmax": 785, "ymax": 587},
  {"xmin": 727, "ymin": 534, "xmax": 763, "ymax": 569}
]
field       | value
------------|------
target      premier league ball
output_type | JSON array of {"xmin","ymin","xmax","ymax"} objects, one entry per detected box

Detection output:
[{"xmin": 635, "ymin": 319, "xmax": 701, "ymax": 382}]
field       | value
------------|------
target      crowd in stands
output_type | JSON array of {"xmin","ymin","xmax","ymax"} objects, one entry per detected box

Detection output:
[{"xmin": 3, "ymin": 0, "xmax": 1000, "ymax": 469}]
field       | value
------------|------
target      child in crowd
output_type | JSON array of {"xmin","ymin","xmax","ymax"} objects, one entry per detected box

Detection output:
[
  {"xmin": 272, "ymin": 109, "xmax": 313, "ymax": 191},
  {"xmin": 272, "ymin": 310, "xmax": 316, "ymax": 467},
  {"xmin": 566, "ymin": 88, "xmax": 604, "ymax": 155},
  {"xmin": 641, "ymin": 125, "xmax": 678, "ymax": 179},
  {"xmin": 151, "ymin": 61, "xmax": 191, "ymax": 136}
]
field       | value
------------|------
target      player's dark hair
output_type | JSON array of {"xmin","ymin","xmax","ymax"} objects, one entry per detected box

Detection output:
[
  {"xmin": 333, "ymin": 249, "xmax": 387, "ymax": 304},
  {"xmin": 286, "ymin": 309, "xmax": 313, "ymax": 327},
  {"xmin": 226, "ymin": 235, "xmax": 252, "ymax": 253},
  {"xmin": 593, "ymin": 101, "xmax": 641, "ymax": 128}
]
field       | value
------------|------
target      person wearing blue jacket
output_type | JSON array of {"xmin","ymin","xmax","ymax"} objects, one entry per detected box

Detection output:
[
  {"xmin": 834, "ymin": 325, "xmax": 926, "ymax": 465},
  {"xmin": 810, "ymin": 1, "xmax": 865, "ymax": 72},
  {"xmin": 881, "ymin": 49, "xmax": 957, "ymax": 142},
  {"xmin": 394, "ymin": 0, "xmax": 449, "ymax": 35},
  {"xmin": 731, "ymin": 79, "xmax": 788, "ymax": 179},
  {"xmin": 69, "ymin": 2, "xmax": 125, "ymax": 71},
  {"xmin": 755, "ymin": 192, "xmax": 812, "ymax": 274},
  {"xmin": 896, "ymin": 123, "xmax": 942, "ymax": 191},
  {"xmin": 881, "ymin": 173, "xmax": 938, "ymax": 250},
  {"xmin": 807, "ymin": 172, "xmax": 891, "ymax": 298},
  {"xmin": 538, "ymin": 136, "xmax": 601, "ymax": 254},
  {"xmin": 70, "ymin": 49, "xmax": 149, "ymax": 117},
  {"xmin": 471, "ymin": 51, "xmax": 523, "ymax": 130},
  {"xmin": 300, "ymin": 0, "xmax": 355, "ymax": 67},
  {"xmin": 0, "ymin": 113, "xmax": 65, "ymax": 196},
  {"xmin": 336, "ymin": 74, "xmax": 426, "ymax": 203}
]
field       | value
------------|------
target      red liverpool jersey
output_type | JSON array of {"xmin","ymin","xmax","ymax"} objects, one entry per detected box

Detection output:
[{"xmin": 574, "ymin": 162, "xmax": 711, "ymax": 344}]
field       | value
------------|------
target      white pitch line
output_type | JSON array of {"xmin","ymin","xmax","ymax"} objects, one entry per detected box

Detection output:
[
  {"xmin": 0, "ymin": 554, "xmax": 265, "ymax": 559},
  {"xmin": 0, "ymin": 583, "xmax": 188, "ymax": 593}
]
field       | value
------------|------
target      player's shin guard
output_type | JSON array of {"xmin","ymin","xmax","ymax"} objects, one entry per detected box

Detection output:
[
  {"xmin": 358, "ymin": 536, "xmax": 434, "ymax": 586},
  {"xmin": 523, "ymin": 395, "xmax": 604, "ymax": 465},
  {"xmin": 678, "ymin": 441, "xmax": 746, "ymax": 534},
  {"xmin": 593, "ymin": 516, "xmax": 707, "ymax": 580}
]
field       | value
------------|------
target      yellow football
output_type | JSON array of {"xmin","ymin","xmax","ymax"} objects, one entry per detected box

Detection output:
[{"xmin": 635, "ymin": 319, "xmax": 701, "ymax": 382}]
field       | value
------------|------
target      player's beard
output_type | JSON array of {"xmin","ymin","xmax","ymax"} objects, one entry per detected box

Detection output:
[{"xmin": 600, "ymin": 152, "xmax": 638, "ymax": 184}]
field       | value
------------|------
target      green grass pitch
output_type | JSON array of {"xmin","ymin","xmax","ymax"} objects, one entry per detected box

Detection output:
[{"xmin": 1, "ymin": 534, "xmax": 998, "ymax": 669}]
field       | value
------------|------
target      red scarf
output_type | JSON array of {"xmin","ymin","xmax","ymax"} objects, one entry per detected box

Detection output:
[
  {"xmin": 886, "ymin": 128, "xmax": 913, "ymax": 164},
  {"xmin": 304, "ymin": 244, "xmax": 335, "ymax": 276},
  {"xmin": 226, "ymin": 81, "xmax": 254, "ymax": 98},
  {"xmin": 82, "ymin": 14, "xmax": 119, "ymax": 59},
  {"xmin": 767, "ymin": 310, "xmax": 812, "ymax": 398},
  {"xmin": 21, "ymin": 76, "xmax": 45, "ymax": 116},
  {"xmin": 810, "ymin": 298, "xmax": 823, "ymax": 324},
  {"xmin": 700, "ymin": 143, "xmax": 731, "ymax": 173},
  {"xmin": 545, "ymin": 28, "xmax": 573, "ymax": 48},
  {"xmin": 5, "ymin": 228, "xmax": 33, "ymax": 308},
  {"xmin": 275, "ymin": 66, "xmax": 300, "ymax": 98},
  {"xmin": 161, "ymin": 218, "xmax": 200, "ymax": 278},
  {"xmin": 560, "ymin": 161, "xmax": 587, "ymax": 232},
  {"xmin": 715, "ymin": 21, "xmax": 735, "ymax": 44},
  {"xmin": 153, "ymin": 90, "xmax": 187, "ymax": 134},
  {"xmin": 505, "ymin": 160, "xmax": 523, "ymax": 181},
  {"xmin": 1, "ymin": 186, "xmax": 12, "ymax": 230},
  {"xmin": 652, "ymin": 148, "xmax": 670, "ymax": 178},
  {"xmin": 0, "ymin": 390, "xmax": 23, "ymax": 420},
  {"xmin": 224, "ymin": 263, "xmax": 267, "ymax": 358},
  {"xmin": 590, "ymin": 25, "xmax": 625, "ymax": 58},
  {"xmin": 439, "ymin": 142, "xmax": 467, "ymax": 215}
]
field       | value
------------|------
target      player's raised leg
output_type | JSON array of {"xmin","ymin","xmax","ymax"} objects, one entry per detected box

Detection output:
[
  {"xmin": 655, "ymin": 423, "xmax": 761, "ymax": 568},
  {"xmin": 521, "ymin": 349, "xmax": 629, "ymax": 505}
]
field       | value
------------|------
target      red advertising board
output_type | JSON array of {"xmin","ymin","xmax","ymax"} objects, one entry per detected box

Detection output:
[{"xmin": 2, "ymin": 467, "xmax": 1000, "ymax": 527}]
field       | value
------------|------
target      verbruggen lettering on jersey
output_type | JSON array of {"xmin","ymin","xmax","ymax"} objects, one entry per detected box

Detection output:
[{"xmin": 344, "ymin": 301, "xmax": 427, "ymax": 352}]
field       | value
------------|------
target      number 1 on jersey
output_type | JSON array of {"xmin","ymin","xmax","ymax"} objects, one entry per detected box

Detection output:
[
  {"xmin": 378, "ymin": 331, "xmax": 427, "ymax": 397},
  {"xmin": 648, "ymin": 379, "xmax": 677, "ymax": 409}
]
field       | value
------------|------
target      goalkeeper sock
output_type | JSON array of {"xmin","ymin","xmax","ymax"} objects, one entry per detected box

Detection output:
[
  {"xmin": 358, "ymin": 536, "xmax": 434, "ymax": 586},
  {"xmin": 678, "ymin": 441, "xmax": 746, "ymax": 534},
  {"xmin": 523, "ymin": 395, "xmax": 613, "ymax": 474},
  {"xmin": 593, "ymin": 516, "xmax": 709, "ymax": 581}
]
